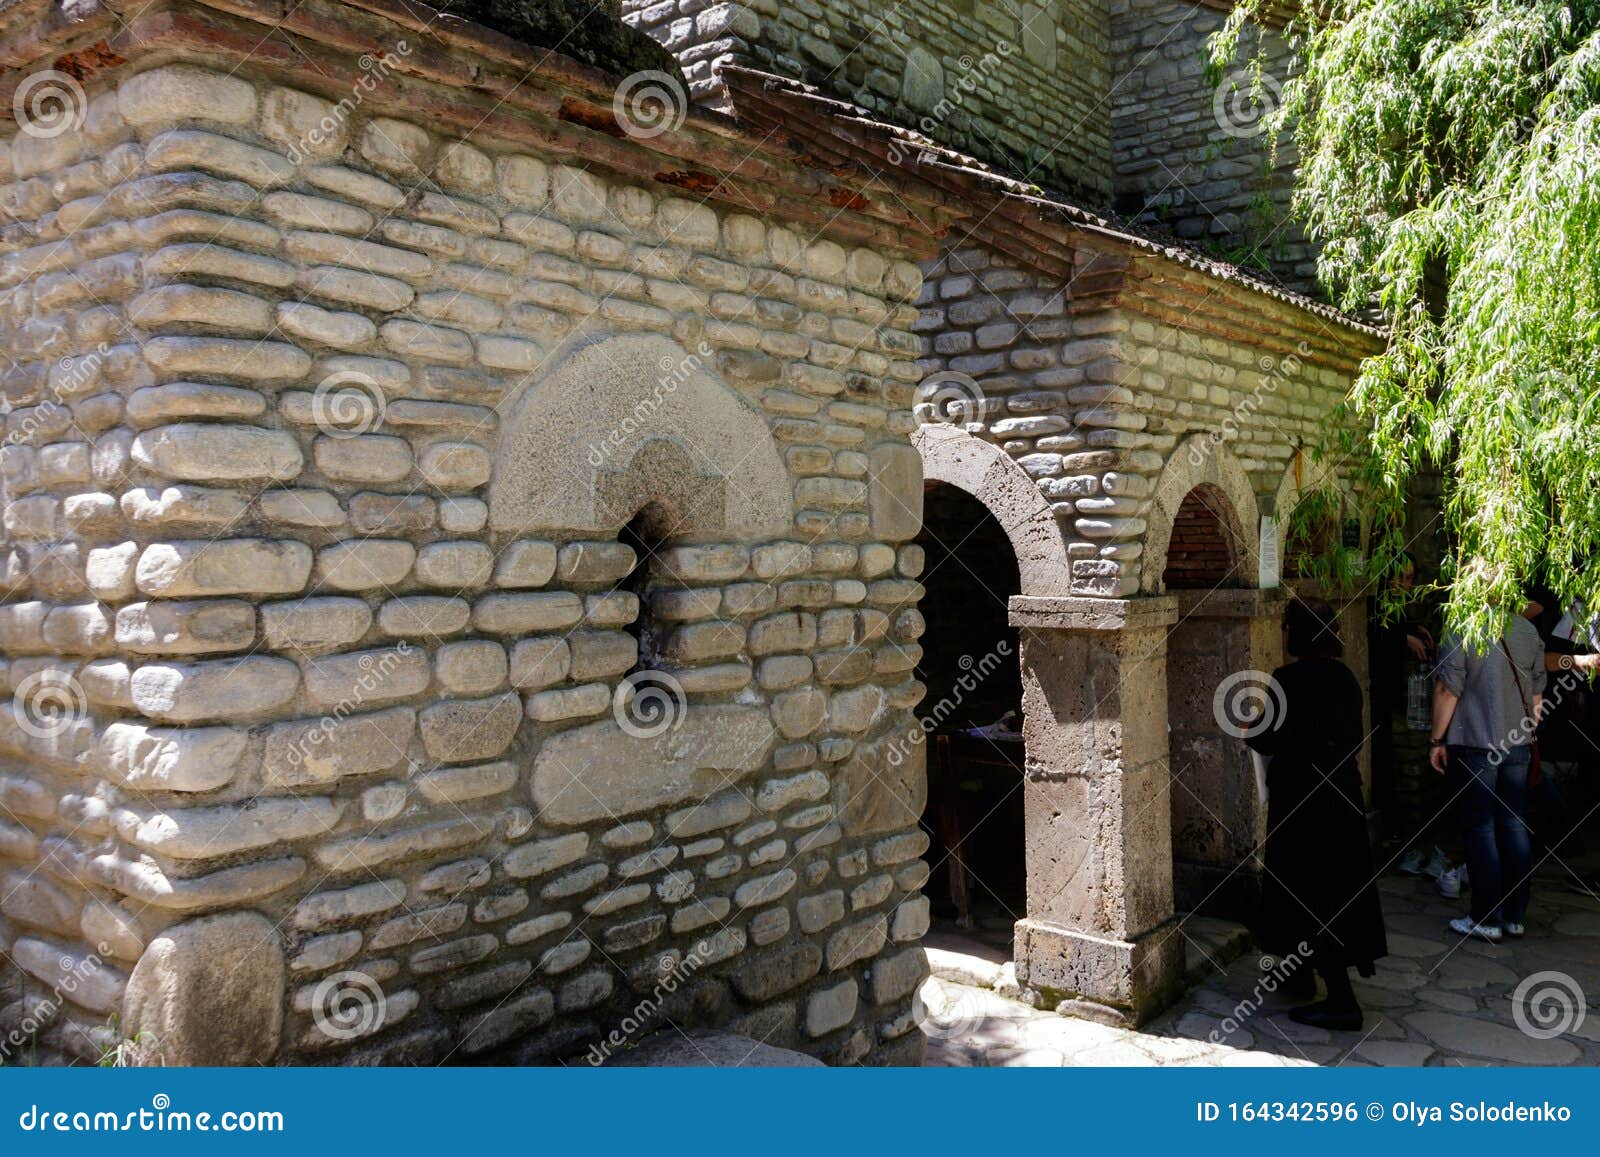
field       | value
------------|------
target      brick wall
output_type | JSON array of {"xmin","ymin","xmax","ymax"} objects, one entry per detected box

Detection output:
[{"xmin": 1161, "ymin": 485, "xmax": 1238, "ymax": 589}]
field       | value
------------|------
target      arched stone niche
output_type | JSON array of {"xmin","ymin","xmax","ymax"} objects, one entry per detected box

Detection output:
[
  {"xmin": 489, "ymin": 333, "xmax": 792, "ymax": 539},
  {"xmin": 912, "ymin": 423, "xmax": 1074, "ymax": 597},
  {"xmin": 1142, "ymin": 435, "xmax": 1261, "ymax": 592},
  {"xmin": 1270, "ymin": 451, "xmax": 1366, "ymax": 561}
]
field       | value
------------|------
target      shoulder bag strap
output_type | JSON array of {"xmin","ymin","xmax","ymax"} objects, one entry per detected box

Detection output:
[
  {"xmin": 1500, "ymin": 637, "xmax": 1543, "ymax": 784},
  {"xmin": 1500, "ymin": 638, "xmax": 1534, "ymax": 721}
]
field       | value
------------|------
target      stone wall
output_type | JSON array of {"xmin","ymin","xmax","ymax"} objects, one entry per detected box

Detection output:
[
  {"xmin": 912, "ymin": 242, "xmax": 1370, "ymax": 600},
  {"xmin": 1109, "ymin": 0, "xmax": 1313, "ymax": 294},
  {"xmin": 622, "ymin": 0, "xmax": 1114, "ymax": 202},
  {"xmin": 0, "ymin": 14, "xmax": 937, "ymax": 1064}
]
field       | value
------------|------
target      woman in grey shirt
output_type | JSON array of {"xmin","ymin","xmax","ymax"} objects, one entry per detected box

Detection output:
[{"xmin": 1429, "ymin": 605, "xmax": 1546, "ymax": 941}]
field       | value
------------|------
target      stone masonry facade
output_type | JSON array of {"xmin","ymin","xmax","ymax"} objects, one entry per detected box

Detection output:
[
  {"xmin": 625, "ymin": 0, "xmax": 1312, "ymax": 291},
  {"xmin": 914, "ymin": 241, "xmax": 1372, "ymax": 600},
  {"xmin": 1108, "ymin": 0, "xmax": 1313, "ymax": 294},
  {"xmin": 715, "ymin": 57, "xmax": 1381, "ymax": 1020},
  {"xmin": 0, "ymin": 0, "xmax": 947, "ymax": 1066},
  {"xmin": 0, "ymin": 0, "xmax": 1389, "ymax": 1060},
  {"xmin": 622, "ymin": 0, "xmax": 1114, "ymax": 203}
]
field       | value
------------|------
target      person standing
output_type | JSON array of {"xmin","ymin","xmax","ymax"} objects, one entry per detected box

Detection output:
[
  {"xmin": 1530, "ymin": 592, "xmax": 1600, "ymax": 869},
  {"xmin": 1246, "ymin": 598, "xmax": 1388, "ymax": 1031},
  {"xmin": 1429, "ymin": 601, "xmax": 1547, "ymax": 941}
]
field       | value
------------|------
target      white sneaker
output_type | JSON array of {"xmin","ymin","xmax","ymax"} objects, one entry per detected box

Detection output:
[
  {"xmin": 1437, "ymin": 864, "xmax": 1466, "ymax": 898},
  {"xmin": 1421, "ymin": 847, "xmax": 1449, "ymax": 880},
  {"xmin": 1448, "ymin": 916, "xmax": 1502, "ymax": 942},
  {"xmin": 1398, "ymin": 847, "xmax": 1426, "ymax": 875},
  {"xmin": 1504, "ymin": 922, "xmax": 1526, "ymax": 938}
]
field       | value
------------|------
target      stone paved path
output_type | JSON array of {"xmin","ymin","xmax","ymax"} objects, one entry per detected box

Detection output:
[{"xmin": 922, "ymin": 872, "xmax": 1600, "ymax": 1066}]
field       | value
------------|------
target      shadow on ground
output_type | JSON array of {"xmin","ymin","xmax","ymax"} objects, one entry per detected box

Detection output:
[{"xmin": 921, "ymin": 864, "xmax": 1600, "ymax": 1067}]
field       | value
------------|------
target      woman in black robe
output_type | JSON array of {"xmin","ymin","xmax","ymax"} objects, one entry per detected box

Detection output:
[{"xmin": 1245, "ymin": 597, "xmax": 1388, "ymax": 1030}]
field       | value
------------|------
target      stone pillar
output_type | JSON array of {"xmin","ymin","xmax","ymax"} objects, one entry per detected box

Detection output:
[
  {"xmin": 1006, "ymin": 595, "xmax": 1183, "ymax": 1025},
  {"xmin": 1166, "ymin": 588, "xmax": 1285, "ymax": 920}
]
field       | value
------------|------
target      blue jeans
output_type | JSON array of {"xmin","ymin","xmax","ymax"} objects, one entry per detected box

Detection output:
[{"xmin": 1451, "ymin": 745, "xmax": 1533, "ymax": 926}]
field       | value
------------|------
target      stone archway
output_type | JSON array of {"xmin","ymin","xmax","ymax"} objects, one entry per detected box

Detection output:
[
  {"xmin": 1271, "ymin": 452, "xmax": 1365, "ymax": 579},
  {"xmin": 909, "ymin": 426, "xmax": 1053, "ymax": 952},
  {"xmin": 914, "ymin": 481, "xmax": 1026, "ymax": 936},
  {"xmin": 912, "ymin": 424, "xmax": 1073, "ymax": 597},
  {"xmin": 1271, "ymin": 450, "xmax": 1346, "ymax": 527},
  {"xmin": 490, "ymin": 333, "xmax": 787, "ymax": 829},
  {"xmin": 1143, "ymin": 435, "xmax": 1261, "ymax": 593},
  {"xmin": 1270, "ymin": 454, "xmax": 1375, "ymax": 798},
  {"xmin": 911, "ymin": 423, "xmax": 1183, "ymax": 1023}
]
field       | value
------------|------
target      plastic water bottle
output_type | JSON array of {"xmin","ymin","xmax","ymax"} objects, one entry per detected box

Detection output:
[{"xmin": 1406, "ymin": 669, "xmax": 1431, "ymax": 731}]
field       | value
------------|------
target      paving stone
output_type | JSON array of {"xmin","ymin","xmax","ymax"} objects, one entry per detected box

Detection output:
[{"xmin": 1405, "ymin": 1010, "xmax": 1582, "ymax": 1065}]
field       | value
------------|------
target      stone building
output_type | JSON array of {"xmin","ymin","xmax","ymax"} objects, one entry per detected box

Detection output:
[
  {"xmin": 0, "ymin": 0, "xmax": 1381, "ymax": 1067},
  {"xmin": 628, "ymin": 0, "xmax": 1384, "ymax": 1021}
]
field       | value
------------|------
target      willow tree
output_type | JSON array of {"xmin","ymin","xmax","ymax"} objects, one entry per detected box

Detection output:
[{"xmin": 1212, "ymin": 0, "xmax": 1600, "ymax": 642}]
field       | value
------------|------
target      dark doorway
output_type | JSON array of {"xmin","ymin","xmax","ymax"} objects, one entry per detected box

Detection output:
[{"xmin": 914, "ymin": 481, "xmax": 1026, "ymax": 950}]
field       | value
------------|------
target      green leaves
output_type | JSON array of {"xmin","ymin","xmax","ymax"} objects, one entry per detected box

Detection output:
[{"xmin": 1214, "ymin": 0, "xmax": 1600, "ymax": 644}]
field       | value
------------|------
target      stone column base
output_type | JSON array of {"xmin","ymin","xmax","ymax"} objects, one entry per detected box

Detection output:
[{"xmin": 1013, "ymin": 916, "xmax": 1185, "ymax": 1027}]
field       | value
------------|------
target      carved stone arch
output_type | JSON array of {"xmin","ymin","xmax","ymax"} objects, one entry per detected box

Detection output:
[
  {"xmin": 911, "ymin": 424, "xmax": 1074, "ymax": 596},
  {"xmin": 1142, "ymin": 435, "xmax": 1261, "ymax": 591},
  {"xmin": 489, "ymin": 333, "xmax": 791, "ymax": 539}
]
